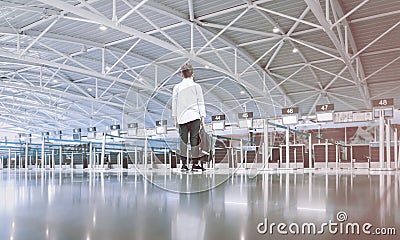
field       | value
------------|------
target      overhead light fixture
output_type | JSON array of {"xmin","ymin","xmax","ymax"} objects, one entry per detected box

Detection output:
[
  {"xmin": 105, "ymin": 66, "xmax": 111, "ymax": 71},
  {"xmin": 272, "ymin": 27, "xmax": 280, "ymax": 33},
  {"xmin": 292, "ymin": 47, "xmax": 299, "ymax": 53},
  {"xmin": 52, "ymin": 79, "xmax": 58, "ymax": 83},
  {"xmin": 240, "ymin": 90, "xmax": 245, "ymax": 95},
  {"xmin": 88, "ymin": 88, "xmax": 93, "ymax": 92},
  {"xmin": 138, "ymin": 77, "xmax": 143, "ymax": 81},
  {"xmin": 99, "ymin": 25, "xmax": 107, "ymax": 31},
  {"xmin": 205, "ymin": 65, "xmax": 209, "ymax": 69}
]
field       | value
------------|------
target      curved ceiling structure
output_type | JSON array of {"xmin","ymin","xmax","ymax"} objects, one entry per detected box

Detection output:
[{"xmin": 0, "ymin": 0, "xmax": 399, "ymax": 133}]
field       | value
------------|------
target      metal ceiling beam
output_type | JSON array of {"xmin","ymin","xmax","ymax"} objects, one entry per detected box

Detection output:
[
  {"xmin": 188, "ymin": 0, "xmax": 195, "ymax": 22},
  {"xmin": 267, "ymin": 71, "xmax": 319, "ymax": 92},
  {"xmin": 14, "ymin": 0, "xmax": 101, "ymax": 32},
  {"xmin": 304, "ymin": 0, "xmax": 371, "ymax": 109},
  {"xmin": 0, "ymin": 98, "xmax": 92, "ymax": 118},
  {"xmin": 0, "ymin": 48, "xmax": 152, "ymax": 91},
  {"xmin": 36, "ymin": 0, "xmax": 180, "ymax": 52},
  {"xmin": 196, "ymin": 0, "xmax": 273, "ymax": 20},
  {"xmin": 106, "ymin": 39, "xmax": 141, "ymax": 75},
  {"xmin": 136, "ymin": 10, "xmax": 183, "ymax": 49},
  {"xmin": 200, "ymin": 22, "xmax": 278, "ymax": 37},
  {"xmin": 129, "ymin": 0, "xmax": 292, "ymax": 104},
  {"xmin": 0, "ymin": 80, "xmax": 127, "ymax": 110},
  {"xmin": 196, "ymin": 8, "xmax": 249, "ymax": 55},
  {"xmin": 330, "ymin": 0, "xmax": 369, "ymax": 29},
  {"xmin": 351, "ymin": 20, "xmax": 400, "ymax": 60},
  {"xmin": 256, "ymin": 5, "xmax": 324, "ymax": 30},
  {"xmin": 15, "ymin": 3, "xmax": 252, "ymax": 106},
  {"xmin": 245, "ymin": 3, "xmax": 321, "ymax": 105},
  {"xmin": 330, "ymin": 0, "xmax": 371, "ymax": 109},
  {"xmin": 12, "ymin": 1, "xmax": 290, "ymax": 113},
  {"xmin": 0, "ymin": 1, "xmax": 59, "ymax": 15},
  {"xmin": 21, "ymin": 17, "xmax": 59, "ymax": 55},
  {"xmin": 264, "ymin": 41, "xmax": 284, "ymax": 70},
  {"xmin": 119, "ymin": 0, "xmax": 149, "ymax": 24},
  {"xmin": 349, "ymin": 9, "xmax": 400, "ymax": 24},
  {"xmin": 363, "ymin": 55, "xmax": 400, "ymax": 82}
]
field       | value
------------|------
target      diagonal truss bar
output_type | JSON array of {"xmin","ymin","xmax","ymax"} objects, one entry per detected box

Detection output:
[
  {"xmin": 256, "ymin": 5, "xmax": 323, "ymax": 30},
  {"xmin": 289, "ymin": 37, "xmax": 343, "ymax": 62},
  {"xmin": 34, "ymin": 39, "xmax": 94, "ymax": 71},
  {"xmin": 240, "ymin": 40, "xmax": 282, "ymax": 76},
  {"xmin": 136, "ymin": 10, "xmax": 183, "ymax": 49},
  {"xmin": 268, "ymin": 65, "xmax": 307, "ymax": 93},
  {"xmin": 43, "ymin": 68, "xmax": 93, "ymax": 98},
  {"xmin": 264, "ymin": 41, "xmax": 284, "ymax": 70},
  {"xmin": 268, "ymin": 71, "xmax": 319, "ymax": 92},
  {"xmin": 21, "ymin": 17, "xmax": 59, "ymax": 55},
  {"xmin": 195, "ymin": 25, "xmax": 233, "ymax": 73},
  {"xmin": 119, "ymin": 0, "xmax": 149, "ymax": 24},
  {"xmin": 349, "ymin": 9, "xmax": 400, "ymax": 24},
  {"xmin": 196, "ymin": 8, "xmax": 249, "ymax": 55},
  {"xmin": 77, "ymin": 0, "xmax": 107, "ymax": 18},
  {"xmin": 363, "ymin": 56, "xmax": 400, "ymax": 82},
  {"xmin": 309, "ymin": 64, "xmax": 354, "ymax": 84},
  {"xmin": 351, "ymin": 20, "xmax": 400, "ymax": 60},
  {"xmin": 201, "ymin": 22, "xmax": 278, "ymax": 37},
  {"xmin": 106, "ymin": 39, "xmax": 141, "ymax": 74},
  {"xmin": 330, "ymin": 0, "xmax": 369, "ymax": 29}
]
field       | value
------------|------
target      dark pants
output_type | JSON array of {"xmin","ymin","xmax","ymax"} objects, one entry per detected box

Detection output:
[{"xmin": 179, "ymin": 119, "xmax": 200, "ymax": 165}]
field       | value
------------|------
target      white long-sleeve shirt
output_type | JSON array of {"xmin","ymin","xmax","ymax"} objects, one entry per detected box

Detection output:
[{"xmin": 172, "ymin": 78, "xmax": 206, "ymax": 124}]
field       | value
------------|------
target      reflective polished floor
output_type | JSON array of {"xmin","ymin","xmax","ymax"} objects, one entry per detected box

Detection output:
[{"xmin": 0, "ymin": 169, "xmax": 399, "ymax": 240}]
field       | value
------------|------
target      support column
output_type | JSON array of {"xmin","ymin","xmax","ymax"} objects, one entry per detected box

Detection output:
[
  {"xmin": 395, "ymin": 128, "xmax": 398, "ymax": 169},
  {"xmin": 386, "ymin": 123, "xmax": 391, "ymax": 168},
  {"xmin": 335, "ymin": 144, "xmax": 339, "ymax": 169},
  {"xmin": 71, "ymin": 153, "xmax": 74, "ymax": 170},
  {"xmin": 8, "ymin": 148, "xmax": 11, "ymax": 170},
  {"xmin": 164, "ymin": 148, "xmax": 167, "ymax": 169},
  {"xmin": 51, "ymin": 149, "xmax": 55, "ymax": 169},
  {"xmin": 59, "ymin": 145, "xmax": 62, "ymax": 169},
  {"xmin": 35, "ymin": 150, "xmax": 38, "ymax": 169},
  {"xmin": 134, "ymin": 146, "xmax": 138, "ymax": 166},
  {"xmin": 144, "ymin": 138, "xmax": 148, "ymax": 169},
  {"xmin": 14, "ymin": 152, "xmax": 17, "ymax": 169},
  {"xmin": 41, "ymin": 137, "xmax": 45, "ymax": 170},
  {"xmin": 93, "ymin": 148, "xmax": 97, "ymax": 168},
  {"xmin": 308, "ymin": 135, "xmax": 313, "ymax": 169},
  {"xmin": 240, "ymin": 139, "xmax": 244, "ymax": 169},
  {"xmin": 25, "ymin": 141, "xmax": 28, "ymax": 169},
  {"xmin": 263, "ymin": 120, "xmax": 269, "ymax": 169},
  {"xmin": 325, "ymin": 139, "xmax": 328, "ymax": 169},
  {"xmin": 379, "ymin": 111, "xmax": 385, "ymax": 168},
  {"xmin": 286, "ymin": 127, "xmax": 290, "ymax": 168},
  {"xmin": 100, "ymin": 133, "xmax": 106, "ymax": 168},
  {"xmin": 120, "ymin": 149, "xmax": 124, "ymax": 169},
  {"xmin": 89, "ymin": 142, "xmax": 93, "ymax": 169}
]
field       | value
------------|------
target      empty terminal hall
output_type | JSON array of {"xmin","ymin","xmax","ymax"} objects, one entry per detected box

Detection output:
[{"xmin": 0, "ymin": 0, "xmax": 399, "ymax": 239}]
